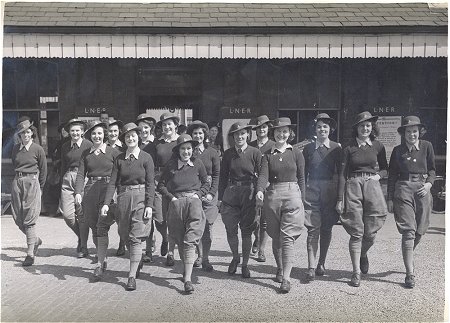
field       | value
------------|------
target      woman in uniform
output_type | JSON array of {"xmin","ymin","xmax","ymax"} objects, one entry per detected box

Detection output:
[
  {"xmin": 387, "ymin": 116, "xmax": 435, "ymax": 288},
  {"xmin": 60, "ymin": 118, "xmax": 93, "ymax": 257},
  {"xmin": 158, "ymin": 134, "xmax": 209, "ymax": 293},
  {"xmin": 74, "ymin": 121, "xmax": 120, "ymax": 280},
  {"xmin": 101, "ymin": 123, "xmax": 155, "ymax": 291},
  {"xmin": 336, "ymin": 111, "xmax": 388, "ymax": 287},
  {"xmin": 255, "ymin": 117, "xmax": 305, "ymax": 293},
  {"xmin": 11, "ymin": 117, "xmax": 47, "ymax": 266},
  {"xmin": 218, "ymin": 121, "xmax": 262, "ymax": 279},
  {"xmin": 187, "ymin": 120, "xmax": 220, "ymax": 271},
  {"xmin": 302, "ymin": 113, "xmax": 341, "ymax": 281}
]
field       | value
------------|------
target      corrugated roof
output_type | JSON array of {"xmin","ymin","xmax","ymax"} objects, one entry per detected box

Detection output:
[{"xmin": 3, "ymin": 2, "xmax": 448, "ymax": 29}]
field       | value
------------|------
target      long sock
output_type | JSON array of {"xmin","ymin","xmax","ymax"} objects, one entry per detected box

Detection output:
[
  {"xmin": 241, "ymin": 234, "xmax": 252, "ymax": 266},
  {"xmin": 97, "ymin": 236, "xmax": 109, "ymax": 265},
  {"xmin": 259, "ymin": 231, "xmax": 268, "ymax": 255},
  {"xmin": 307, "ymin": 229, "xmax": 319, "ymax": 269},
  {"xmin": 184, "ymin": 245, "xmax": 196, "ymax": 282},
  {"xmin": 168, "ymin": 236, "xmax": 176, "ymax": 255},
  {"xmin": 196, "ymin": 240, "xmax": 203, "ymax": 259},
  {"xmin": 129, "ymin": 242, "xmax": 142, "ymax": 278},
  {"xmin": 318, "ymin": 229, "xmax": 332, "ymax": 265},
  {"xmin": 281, "ymin": 237, "xmax": 295, "ymax": 280},
  {"xmin": 226, "ymin": 232, "xmax": 239, "ymax": 259},
  {"xmin": 79, "ymin": 221, "xmax": 89, "ymax": 249},
  {"xmin": 349, "ymin": 237, "xmax": 361, "ymax": 273},
  {"xmin": 272, "ymin": 239, "xmax": 282, "ymax": 270},
  {"xmin": 402, "ymin": 236, "xmax": 414, "ymax": 275},
  {"xmin": 25, "ymin": 226, "xmax": 37, "ymax": 256},
  {"xmin": 413, "ymin": 234, "xmax": 422, "ymax": 250},
  {"xmin": 202, "ymin": 224, "xmax": 212, "ymax": 262},
  {"xmin": 361, "ymin": 236, "xmax": 374, "ymax": 258}
]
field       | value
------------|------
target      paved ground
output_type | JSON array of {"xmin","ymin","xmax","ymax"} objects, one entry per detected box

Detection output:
[{"xmin": 1, "ymin": 209, "xmax": 446, "ymax": 322}]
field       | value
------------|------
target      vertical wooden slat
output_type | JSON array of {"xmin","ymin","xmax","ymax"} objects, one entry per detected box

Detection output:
[
  {"xmin": 353, "ymin": 36, "xmax": 365, "ymax": 58},
  {"xmin": 61, "ymin": 35, "xmax": 75, "ymax": 58},
  {"xmin": 98, "ymin": 35, "xmax": 112, "ymax": 58},
  {"xmin": 123, "ymin": 34, "xmax": 136, "ymax": 58},
  {"xmin": 160, "ymin": 35, "xmax": 172, "ymax": 58},
  {"xmin": 329, "ymin": 35, "xmax": 342, "ymax": 58},
  {"xmin": 173, "ymin": 35, "xmax": 186, "ymax": 58},
  {"xmin": 148, "ymin": 35, "xmax": 161, "ymax": 58},
  {"xmin": 197, "ymin": 35, "xmax": 209, "ymax": 58},
  {"xmin": 185, "ymin": 36, "xmax": 197, "ymax": 58},
  {"xmin": 74, "ymin": 34, "xmax": 88, "ymax": 58},
  {"xmin": 245, "ymin": 36, "xmax": 258, "ymax": 58},
  {"xmin": 424, "ymin": 35, "xmax": 437, "ymax": 57},
  {"xmin": 341, "ymin": 36, "xmax": 353, "ymax": 58},
  {"xmin": 389, "ymin": 35, "xmax": 402, "ymax": 58},
  {"xmin": 221, "ymin": 36, "xmax": 234, "ymax": 58},
  {"xmin": 36, "ymin": 35, "xmax": 50, "ymax": 58},
  {"xmin": 85, "ymin": 35, "xmax": 99, "ymax": 58},
  {"xmin": 317, "ymin": 35, "xmax": 330, "ymax": 58},
  {"xmin": 136, "ymin": 35, "xmax": 149, "ymax": 58},
  {"xmin": 365, "ymin": 36, "xmax": 378, "ymax": 58},
  {"xmin": 48, "ymin": 34, "xmax": 62, "ymax": 58},
  {"xmin": 234, "ymin": 36, "xmax": 246, "ymax": 58},
  {"xmin": 280, "ymin": 36, "xmax": 294, "ymax": 58},
  {"xmin": 209, "ymin": 36, "xmax": 221, "ymax": 58},
  {"xmin": 293, "ymin": 35, "xmax": 306, "ymax": 58},
  {"xmin": 401, "ymin": 35, "xmax": 414, "ymax": 57},
  {"xmin": 111, "ymin": 35, "xmax": 124, "ymax": 58},
  {"xmin": 377, "ymin": 35, "xmax": 390, "ymax": 58},
  {"xmin": 436, "ymin": 34, "xmax": 447, "ymax": 57},
  {"xmin": 24, "ymin": 34, "xmax": 38, "ymax": 57},
  {"xmin": 269, "ymin": 36, "xmax": 282, "ymax": 58},
  {"xmin": 3, "ymin": 34, "xmax": 14, "ymax": 57}
]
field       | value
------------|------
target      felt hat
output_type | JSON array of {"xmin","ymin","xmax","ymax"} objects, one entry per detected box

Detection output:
[
  {"xmin": 64, "ymin": 118, "xmax": 86, "ymax": 132},
  {"xmin": 84, "ymin": 120, "xmax": 108, "ymax": 140},
  {"xmin": 227, "ymin": 121, "xmax": 253, "ymax": 136},
  {"xmin": 16, "ymin": 118, "xmax": 33, "ymax": 134},
  {"xmin": 156, "ymin": 112, "xmax": 180, "ymax": 128},
  {"xmin": 352, "ymin": 111, "xmax": 378, "ymax": 128},
  {"xmin": 397, "ymin": 116, "xmax": 426, "ymax": 133},
  {"xmin": 252, "ymin": 115, "xmax": 272, "ymax": 130},
  {"xmin": 172, "ymin": 134, "xmax": 199, "ymax": 153},
  {"xmin": 119, "ymin": 122, "xmax": 141, "ymax": 142},
  {"xmin": 270, "ymin": 117, "xmax": 296, "ymax": 129},
  {"xmin": 187, "ymin": 120, "xmax": 209, "ymax": 134},
  {"xmin": 136, "ymin": 113, "xmax": 156, "ymax": 125},
  {"xmin": 313, "ymin": 113, "xmax": 337, "ymax": 129}
]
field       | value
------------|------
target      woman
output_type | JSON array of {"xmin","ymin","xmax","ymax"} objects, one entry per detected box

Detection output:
[
  {"xmin": 74, "ymin": 121, "xmax": 120, "ymax": 280},
  {"xmin": 255, "ymin": 117, "xmax": 305, "ymax": 293},
  {"xmin": 302, "ymin": 113, "xmax": 341, "ymax": 281},
  {"xmin": 187, "ymin": 120, "xmax": 220, "ymax": 271},
  {"xmin": 157, "ymin": 134, "xmax": 209, "ymax": 293},
  {"xmin": 101, "ymin": 123, "xmax": 155, "ymax": 291},
  {"xmin": 208, "ymin": 123, "xmax": 224, "ymax": 157},
  {"xmin": 60, "ymin": 118, "xmax": 93, "ymax": 257},
  {"xmin": 336, "ymin": 111, "xmax": 388, "ymax": 287},
  {"xmin": 11, "ymin": 117, "xmax": 47, "ymax": 266},
  {"xmin": 249, "ymin": 115, "xmax": 275, "ymax": 262},
  {"xmin": 218, "ymin": 121, "xmax": 262, "ymax": 279},
  {"xmin": 387, "ymin": 116, "xmax": 435, "ymax": 288}
]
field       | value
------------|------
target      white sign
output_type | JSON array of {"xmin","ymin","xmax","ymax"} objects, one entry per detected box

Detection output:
[{"xmin": 377, "ymin": 116, "xmax": 402, "ymax": 163}]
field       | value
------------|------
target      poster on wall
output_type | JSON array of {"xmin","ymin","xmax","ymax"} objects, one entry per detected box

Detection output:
[{"xmin": 377, "ymin": 116, "xmax": 402, "ymax": 163}]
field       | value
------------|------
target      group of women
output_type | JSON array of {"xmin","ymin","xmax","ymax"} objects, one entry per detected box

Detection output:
[{"xmin": 10, "ymin": 110, "xmax": 436, "ymax": 293}]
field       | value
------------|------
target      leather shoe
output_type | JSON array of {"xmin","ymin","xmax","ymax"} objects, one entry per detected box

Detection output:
[
  {"xmin": 33, "ymin": 237, "xmax": 42, "ymax": 257},
  {"xmin": 251, "ymin": 241, "xmax": 259, "ymax": 254},
  {"xmin": 142, "ymin": 251, "xmax": 153, "ymax": 263},
  {"xmin": 193, "ymin": 257, "xmax": 202, "ymax": 268},
  {"xmin": 166, "ymin": 254, "xmax": 175, "ymax": 266},
  {"xmin": 228, "ymin": 258, "xmax": 240, "ymax": 275},
  {"xmin": 77, "ymin": 247, "xmax": 88, "ymax": 258},
  {"xmin": 126, "ymin": 277, "xmax": 136, "ymax": 291},
  {"xmin": 405, "ymin": 274, "xmax": 415, "ymax": 288},
  {"xmin": 315, "ymin": 263, "xmax": 325, "ymax": 276},
  {"xmin": 350, "ymin": 272, "xmax": 361, "ymax": 287},
  {"xmin": 360, "ymin": 255, "xmax": 369, "ymax": 274},
  {"xmin": 202, "ymin": 260, "xmax": 214, "ymax": 272},
  {"xmin": 116, "ymin": 241, "xmax": 125, "ymax": 257},
  {"xmin": 275, "ymin": 268, "xmax": 283, "ymax": 283},
  {"xmin": 306, "ymin": 268, "xmax": 315, "ymax": 282},
  {"xmin": 256, "ymin": 252, "xmax": 266, "ymax": 262},
  {"xmin": 93, "ymin": 266, "xmax": 104, "ymax": 281},
  {"xmin": 184, "ymin": 281, "xmax": 194, "ymax": 293},
  {"xmin": 160, "ymin": 241, "xmax": 168, "ymax": 257},
  {"xmin": 241, "ymin": 265, "xmax": 251, "ymax": 278},
  {"xmin": 136, "ymin": 258, "xmax": 144, "ymax": 278},
  {"xmin": 22, "ymin": 255, "xmax": 34, "ymax": 267},
  {"xmin": 280, "ymin": 279, "xmax": 291, "ymax": 293}
]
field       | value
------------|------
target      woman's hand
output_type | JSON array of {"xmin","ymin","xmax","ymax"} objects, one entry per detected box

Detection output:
[
  {"xmin": 74, "ymin": 194, "xmax": 82, "ymax": 206},
  {"xmin": 205, "ymin": 193, "xmax": 213, "ymax": 202},
  {"xmin": 417, "ymin": 182, "xmax": 432, "ymax": 198},
  {"xmin": 255, "ymin": 191, "xmax": 264, "ymax": 208},
  {"xmin": 143, "ymin": 207, "xmax": 153, "ymax": 220},
  {"xmin": 192, "ymin": 194, "xmax": 200, "ymax": 199},
  {"xmin": 369, "ymin": 174, "xmax": 381, "ymax": 181},
  {"xmin": 387, "ymin": 200, "xmax": 394, "ymax": 213},
  {"xmin": 100, "ymin": 205, "xmax": 109, "ymax": 217},
  {"xmin": 335, "ymin": 201, "xmax": 344, "ymax": 215}
]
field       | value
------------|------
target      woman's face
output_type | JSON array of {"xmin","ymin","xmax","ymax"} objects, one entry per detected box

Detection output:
[
  {"xmin": 162, "ymin": 119, "xmax": 177, "ymax": 137},
  {"xmin": 108, "ymin": 125, "xmax": 120, "ymax": 142},
  {"xmin": 179, "ymin": 142, "xmax": 193, "ymax": 161},
  {"xmin": 191, "ymin": 127, "xmax": 205, "ymax": 144},
  {"xmin": 209, "ymin": 126, "xmax": 218, "ymax": 140},
  {"xmin": 90, "ymin": 126, "xmax": 104, "ymax": 146},
  {"xmin": 315, "ymin": 120, "xmax": 330, "ymax": 140},
  {"xmin": 404, "ymin": 125, "xmax": 420, "ymax": 146},
  {"xmin": 70, "ymin": 124, "xmax": 83, "ymax": 142},
  {"xmin": 256, "ymin": 124, "xmax": 269, "ymax": 139},
  {"xmin": 357, "ymin": 121, "xmax": 372, "ymax": 140},
  {"xmin": 19, "ymin": 128, "xmax": 33, "ymax": 145},
  {"xmin": 138, "ymin": 121, "xmax": 151, "ymax": 140},
  {"xmin": 233, "ymin": 129, "xmax": 248, "ymax": 148},
  {"xmin": 274, "ymin": 126, "xmax": 290, "ymax": 144},
  {"xmin": 124, "ymin": 131, "xmax": 139, "ymax": 149}
]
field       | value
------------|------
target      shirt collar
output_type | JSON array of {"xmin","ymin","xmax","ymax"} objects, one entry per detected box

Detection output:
[
  {"xmin": 159, "ymin": 134, "xmax": 179, "ymax": 143},
  {"xmin": 315, "ymin": 138, "xmax": 331, "ymax": 149},
  {"xmin": 20, "ymin": 140, "xmax": 33, "ymax": 151},
  {"xmin": 271, "ymin": 144, "xmax": 293, "ymax": 154},
  {"xmin": 356, "ymin": 137, "xmax": 372, "ymax": 147},
  {"xmin": 71, "ymin": 138, "xmax": 83, "ymax": 148},
  {"xmin": 90, "ymin": 143, "xmax": 107, "ymax": 154},
  {"xmin": 110, "ymin": 140, "xmax": 123, "ymax": 147},
  {"xmin": 196, "ymin": 144, "xmax": 205, "ymax": 153},
  {"xmin": 406, "ymin": 140, "xmax": 420, "ymax": 152},
  {"xmin": 235, "ymin": 143, "xmax": 248, "ymax": 153},
  {"xmin": 178, "ymin": 159, "xmax": 194, "ymax": 169},
  {"xmin": 125, "ymin": 147, "xmax": 141, "ymax": 160},
  {"xmin": 257, "ymin": 137, "xmax": 269, "ymax": 147}
]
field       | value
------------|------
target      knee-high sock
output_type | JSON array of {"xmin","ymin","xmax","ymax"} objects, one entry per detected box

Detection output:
[
  {"xmin": 361, "ymin": 236, "xmax": 375, "ymax": 257},
  {"xmin": 318, "ymin": 229, "xmax": 332, "ymax": 265},
  {"xmin": 282, "ymin": 238, "xmax": 295, "ymax": 280},
  {"xmin": 402, "ymin": 235, "xmax": 414, "ymax": 275},
  {"xmin": 307, "ymin": 229, "xmax": 319, "ymax": 269},
  {"xmin": 129, "ymin": 242, "xmax": 142, "ymax": 278},
  {"xmin": 168, "ymin": 235, "xmax": 176, "ymax": 255},
  {"xmin": 196, "ymin": 240, "xmax": 203, "ymax": 259},
  {"xmin": 78, "ymin": 221, "xmax": 89, "ymax": 249},
  {"xmin": 226, "ymin": 232, "xmax": 239, "ymax": 259},
  {"xmin": 25, "ymin": 225, "xmax": 37, "ymax": 256},
  {"xmin": 155, "ymin": 220, "xmax": 168, "ymax": 242},
  {"xmin": 202, "ymin": 224, "xmax": 212, "ymax": 261},
  {"xmin": 259, "ymin": 231, "xmax": 269, "ymax": 255},
  {"xmin": 349, "ymin": 236, "xmax": 362, "ymax": 273},
  {"xmin": 97, "ymin": 236, "xmax": 109, "ymax": 265},
  {"xmin": 272, "ymin": 238, "xmax": 282, "ymax": 270},
  {"xmin": 241, "ymin": 233, "xmax": 252, "ymax": 266}
]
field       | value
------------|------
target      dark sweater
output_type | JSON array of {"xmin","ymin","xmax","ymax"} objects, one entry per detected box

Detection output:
[
  {"xmin": 157, "ymin": 157, "xmax": 209, "ymax": 201},
  {"xmin": 61, "ymin": 139, "xmax": 93, "ymax": 174},
  {"xmin": 249, "ymin": 139, "xmax": 276, "ymax": 155},
  {"xmin": 218, "ymin": 145, "xmax": 262, "ymax": 200},
  {"xmin": 387, "ymin": 140, "xmax": 436, "ymax": 200},
  {"xmin": 303, "ymin": 140, "xmax": 342, "ymax": 182},
  {"xmin": 154, "ymin": 139, "xmax": 178, "ymax": 169},
  {"xmin": 11, "ymin": 142, "xmax": 48, "ymax": 188},
  {"xmin": 104, "ymin": 150, "xmax": 155, "ymax": 207},
  {"xmin": 194, "ymin": 146, "xmax": 220, "ymax": 197},
  {"xmin": 74, "ymin": 146, "xmax": 120, "ymax": 194},
  {"xmin": 256, "ymin": 147, "xmax": 305, "ymax": 199},
  {"xmin": 337, "ymin": 139, "xmax": 388, "ymax": 201}
]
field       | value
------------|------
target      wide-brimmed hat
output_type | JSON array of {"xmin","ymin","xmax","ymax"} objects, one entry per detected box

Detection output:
[
  {"xmin": 136, "ymin": 113, "xmax": 156, "ymax": 125},
  {"xmin": 270, "ymin": 117, "xmax": 296, "ymax": 129},
  {"xmin": 252, "ymin": 115, "xmax": 272, "ymax": 130},
  {"xmin": 119, "ymin": 122, "xmax": 141, "ymax": 142},
  {"xmin": 108, "ymin": 119, "xmax": 123, "ymax": 129},
  {"xmin": 352, "ymin": 111, "xmax": 378, "ymax": 127},
  {"xmin": 16, "ymin": 118, "xmax": 34, "ymax": 134},
  {"xmin": 187, "ymin": 120, "xmax": 209, "ymax": 135},
  {"xmin": 397, "ymin": 116, "xmax": 426, "ymax": 133},
  {"xmin": 313, "ymin": 113, "xmax": 337, "ymax": 129},
  {"xmin": 172, "ymin": 134, "xmax": 199, "ymax": 153},
  {"xmin": 156, "ymin": 112, "xmax": 180, "ymax": 128},
  {"xmin": 64, "ymin": 118, "xmax": 86, "ymax": 132},
  {"xmin": 84, "ymin": 120, "xmax": 108, "ymax": 140},
  {"xmin": 228, "ymin": 121, "xmax": 253, "ymax": 136}
]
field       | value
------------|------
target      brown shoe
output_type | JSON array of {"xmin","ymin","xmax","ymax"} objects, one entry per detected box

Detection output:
[
  {"xmin": 126, "ymin": 277, "xmax": 136, "ymax": 291},
  {"xmin": 184, "ymin": 281, "xmax": 194, "ymax": 293},
  {"xmin": 280, "ymin": 279, "xmax": 291, "ymax": 293},
  {"xmin": 350, "ymin": 272, "xmax": 361, "ymax": 287},
  {"xmin": 315, "ymin": 263, "xmax": 325, "ymax": 276},
  {"xmin": 22, "ymin": 255, "xmax": 34, "ymax": 267},
  {"xmin": 241, "ymin": 265, "xmax": 251, "ymax": 278},
  {"xmin": 202, "ymin": 260, "xmax": 214, "ymax": 272},
  {"xmin": 405, "ymin": 274, "xmax": 415, "ymax": 288},
  {"xmin": 166, "ymin": 254, "xmax": 175, "ymax": 266},
  {"xmin": 360, "ymin": 256, "xmax": 369, "ymax": 274}
]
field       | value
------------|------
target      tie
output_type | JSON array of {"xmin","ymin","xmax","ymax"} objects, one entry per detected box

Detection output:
[
  {"xmin": 237, "ymin": 148, "xmax": 243, "ymax": 154},
  {"xmin": 129, "ymin": 154, "xmax": 135, "ymax": 161},
  {"xmin": 72, "ymin": 144, "xmax": 77, "ymax": 150}
]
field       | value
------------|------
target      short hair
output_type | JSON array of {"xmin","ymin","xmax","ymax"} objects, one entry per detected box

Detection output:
[
  {"xmin": 175, "ymin": 142, "xmax": 194, "ymax": 160},
  {"xmin": 313, "ymin": 119, "xmax": 336, "ymax": 134},
  {"xmin": 351, "ymin": 121, "xmax": 380, "ymax": 140},
  {"xmin": 268, "ymin": 127, "xmax": 296, "ymax": 143},
  {"xmin": 398, "ymin": 125, "xmax": 427, "ymax": 138},
  {"xmin": 187, "ymin": 125, "xmax": 210, "ymax": 148}
]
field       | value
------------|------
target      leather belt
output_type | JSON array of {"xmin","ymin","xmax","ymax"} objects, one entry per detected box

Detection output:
[
  {"xmin": 230, "ymin": 180, "xmax": 253, "ymax": 187},
  {"xmin": 118, "ymin": 184, "xmax": 145, "ymax": 193},
  {"xmin": 348, "ymin": 172, "xmax": 375, "ymax": 179},
  {"xmin": 88, "ymin": 176, "xmax": 110, "ymax": 182},
  {"xmin": 16, "ymin": 172, "xmax": 37, "ymax": 178}
]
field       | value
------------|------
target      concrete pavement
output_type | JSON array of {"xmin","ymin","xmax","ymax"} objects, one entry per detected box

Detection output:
[{"xmin": 1, "ymin": 210, "xmax": 446, "ymax": 322}]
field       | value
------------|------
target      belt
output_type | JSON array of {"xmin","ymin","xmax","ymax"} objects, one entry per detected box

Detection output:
[
  {"xmin": 348, "ymin": 172, "xmax": 375, "ymax": 179},
  {"xmin": 400, "ymin": 173, "xmax": 428, "ymax": 182},
  {"xmin": 68, "ymin": 166, "xmax": 78, "ymax": 172},
  {"xmin": 16, "ymin": 172, "xmax": 37, "ymax": 178},
  {"xmin": 118, "ymin": 184, "xmax": 145, "ymax": 193},
  {"xmin": 173, "ymin": 191, "xmax": 197, "ymax": 198},
  {"xmin": 267, "ymin": 182, "xmax": 298, "ymax": 190},
  {"xmin": 88, "ymin": 176, "xmax": 110, "ymax": 182},
  {"xmin": 229, "ymin": 180, "xmax": 253, "ymax": 187}
]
